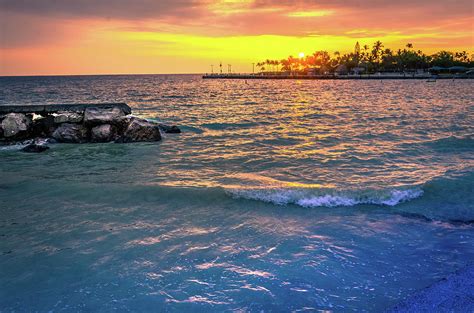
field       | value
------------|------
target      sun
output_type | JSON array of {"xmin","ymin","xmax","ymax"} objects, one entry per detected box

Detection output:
[{"xmin": 298, "ymin": 52, "xmax": 305, "ymax": 58}]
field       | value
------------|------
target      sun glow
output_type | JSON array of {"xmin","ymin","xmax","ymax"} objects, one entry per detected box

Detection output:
[{"xmin": 298, "ymin": 52, "xmax": 305, "ymax": 58}]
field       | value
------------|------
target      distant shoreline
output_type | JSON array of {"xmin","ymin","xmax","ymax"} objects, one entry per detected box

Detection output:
[
  {"xmin": 203, "ymin": 74, "xmax": 473, "ymax": 80},
  {"xmin": 0, "ymin": 73, "xmax": 204, "ymax": 78}
]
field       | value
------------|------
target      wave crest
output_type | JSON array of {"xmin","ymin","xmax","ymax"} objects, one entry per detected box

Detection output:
[{"xmin": 227, "ymin": 187, "xmax": 423, "ymax": 208}]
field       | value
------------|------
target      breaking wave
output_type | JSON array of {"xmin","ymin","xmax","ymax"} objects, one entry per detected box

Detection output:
[
  {"xmin": 225, "ymin": 171, "xmax": 474, "ymax": 221},
  {"xmin": 227, "ymin": 186, "xmax": 423, "ymax": 208}
]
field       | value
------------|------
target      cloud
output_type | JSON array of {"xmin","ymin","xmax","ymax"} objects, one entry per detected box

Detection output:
[
  {"xmin": 1, "ymin": 0, "xmax": 472, "ymax": 71},
  {"xmin": 252, "ymin": 0, "xmax": 472, "ymax": 14},
  {"xmin": 207, "ymin": 0, "xmax": 474, "ymax": 36},
  {"xmin": 0, "ymin": 0, "xmax": 208, "ymax": 20},
  {"xmin": 2, "ymin": 0, "xmax": 471, "ymax": 22}
]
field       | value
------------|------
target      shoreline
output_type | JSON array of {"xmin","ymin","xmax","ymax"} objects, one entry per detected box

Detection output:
[
  {"xmin": 388, "ymin": 265, "xmax": 474, "ymax": 312},
  {"xmin": 202, "ymin": 74, "xmax": 473, "ymax": 80}
]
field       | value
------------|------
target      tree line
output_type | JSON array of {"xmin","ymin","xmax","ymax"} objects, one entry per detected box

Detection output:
[{"xmin": 255, "ymin": 41, "xmax": 473, "ymax": 74}]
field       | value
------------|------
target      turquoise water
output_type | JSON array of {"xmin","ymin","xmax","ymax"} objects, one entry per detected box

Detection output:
[{"xmin": 0, "ymin": 75, "xmax": 473, "ymax": 312}]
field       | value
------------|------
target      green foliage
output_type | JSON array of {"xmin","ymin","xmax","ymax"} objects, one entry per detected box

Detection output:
[{"xmin": 255, "ymin": 42, "xmax": 473, "ymax": 74}]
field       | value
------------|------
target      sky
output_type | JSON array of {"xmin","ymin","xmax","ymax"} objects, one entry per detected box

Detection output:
[{"xmin": 0, "ymin": 0, "xmax": 473, "ymax": 75}]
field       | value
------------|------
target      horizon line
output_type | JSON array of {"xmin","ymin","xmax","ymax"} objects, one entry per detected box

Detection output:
[{"xmin": 0, "ymin": 73, "xmax": 212, "ymax": 78}]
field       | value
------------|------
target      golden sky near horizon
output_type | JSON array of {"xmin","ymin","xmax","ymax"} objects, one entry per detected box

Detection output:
[{"xmin": 0, "ymin": 0, "xmax": 473, "ymax": 75}]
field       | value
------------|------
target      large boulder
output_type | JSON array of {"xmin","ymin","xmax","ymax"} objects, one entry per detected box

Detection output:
[
  {"xmin": 0, "ymin": 113, "xmax": 32, "ymax": 139},
  {"xmin": 54, "ymin": 111, "xmax": 83, "ymax": 124},
  {"xmin": 52, "ymin": 123, "xmax": 88, "ymax": 143},
  {"xmin": 83, "ymin": 107, "xmax": 126, "ymax": 125},
  {"xmin": 31, "ymin": 115, "xmax": 56, "ymax": 137},
  {"xmin": 121, "ymin": 118, "xmax": 162, "ymax": 142},
  {"xmin": 91, "ymin": 124, "xmax": 117, "ymax": 143}
]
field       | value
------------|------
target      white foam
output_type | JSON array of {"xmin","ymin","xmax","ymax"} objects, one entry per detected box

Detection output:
[
  {"xmin": 227, "ymin": 187, "xmax": 424, "ymax": 208},
  {"xmin": 0, "ymin": 143, "xmax": 28, "ymax": 151},
  {"xmin": 381, "ymin": 189, "xmax": 424, "ymax": 206},
  {"xmin": 297, "ymin": 195, "xmax": 358, "ymax": 207}
]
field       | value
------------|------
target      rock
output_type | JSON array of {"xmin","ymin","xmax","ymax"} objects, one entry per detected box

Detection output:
[
  {"xmin": 34, "ymin": 137, "xmax": 57, "ymax": 145},
  {"xmin": 53, "ymin": 111, "xmax": 83, "ymax": 123},
  {"xmin": 83, "ymin": 107, "xmax": 126, "ymax": 125},
  {"xmin": 91, "ymin": 124, "xmax": 117, "ymax": 142},
  {"xmin": 31, "ymin": 115, "xmax": 56, "ymax": 137},
  {"xmin": 115, "ymin": 115, "xmax": 133, "ymax": 132},
  {"xmin": 52, "ymin": 123, "xmax": 89, "ymax": 143},
  {"xmin": 121, "ymin": 118, "xmax": 162, "ymax": 142},
  {"xmin": 159, "ymin": 124, "xmax": 181, "ymax": 134},
  {"xmin": 0, "ymin": 113, "xmax": 32, "ymax": 139},
  {"xmin": 21, "ymin": 144, "xmax": 49, "ymax": 153}
]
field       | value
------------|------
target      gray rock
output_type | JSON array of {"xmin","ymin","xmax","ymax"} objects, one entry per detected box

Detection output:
[
  {"xmin": 84, "ymin": 107, "xmax": 126, "ymax": 125},
  {"xmin": 21, "ymin": 144, "xmax": 49, "ymax": 153},
  {"xmin": 54, "ymin": 111, "xmax": 83, "ymax": 123},
  {"xmin": 121, "ymin": 118, "xmax": 162, "ymax": 142},
  {"xmin": 0, "ymin": 113, "xmax": 32, "ymax": 138},
  {"xmin": 52, "ymin": 123, "xmax": 89, "ymax": 143},
  {"xmin": 91, "ymin": 124, "xmax": 117, "ymax": 142}
]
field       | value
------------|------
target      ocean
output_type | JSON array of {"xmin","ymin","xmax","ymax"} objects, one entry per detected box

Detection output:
[{"xmin": 0, "ymin": 75, "xmax": 473, "ymax": 312}]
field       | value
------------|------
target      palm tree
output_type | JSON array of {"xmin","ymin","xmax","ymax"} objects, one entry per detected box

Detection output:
[
  {"xmin": 320, "ymin": 51, "xmax": 331, "ymax": 73},
  {"xmin": 280, "ymin": 59, "xmax": 290, "ymax": 72},
  {"xmin": 381, "ymin": 48, "xmax": 395, "ymax": 71},
  {"xmin": 287, "ymin": 56, "xmax": 297, "ymax": 74},
  {"xmin": 371, "ymin": 40, "xmax": 384, "ymax": 71},
  {"xmin": 331, "ymin": 51, "xmax": 341, "ymax": 68},
  {"xmin": 372, "ymin": 41, "xmax": 384, "ymax": 59},
  {"xmin": 272, "ymin": 60, "xmax": 280, "ymax": 72},
  {"xmin": 264, "ymin": 59, "xmax": 271, "ymax": 73}
]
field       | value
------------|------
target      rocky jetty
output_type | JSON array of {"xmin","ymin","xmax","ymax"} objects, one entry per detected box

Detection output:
[{"xmin": 0, "ymin": 103, "xmax": 180, "ymax": 151}]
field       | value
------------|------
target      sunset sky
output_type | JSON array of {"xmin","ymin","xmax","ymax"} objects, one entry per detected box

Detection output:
[{"xmin": 1, "ymin": 0, "xmax": 473, "ymax": 75}]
